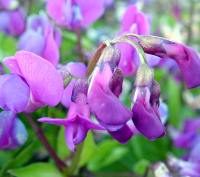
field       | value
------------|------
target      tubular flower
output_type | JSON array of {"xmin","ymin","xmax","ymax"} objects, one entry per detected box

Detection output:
[
  {"xmin": 0, "ymin": 74, "xmax": 30, "ymax": 113},
  {"xmin": 39, "ymin": 79, "xmax": 104, "ymax": 151},
  {"xmin": 18, "ymin": 12, "xmax": 61, "ymax": 66},
  {"xmin": 0, "ymin": 111, "xmax": 27, "ymax": 149},
  {"xmin": 132, "ymin": 65, "xmax": 165, "ymax": 140},
  {"xmin": 0, "ymin": 8, "xmax": 25, "ymax": 36},
  {"xmin": 59, "ymin": 62, "xmax": 87, "ymax": 108},
  {"xmin": 136, "ymin": 35, "xmax": 200, "ymax": 88},
  {"xmin": 46, "ymin": 0, "xmax": 105, "ymax": 30},
  {"xmin": 117, "ymin": 5, "xmax": 150, "ymax": 76},
  {"xmin": 3, "ymin": 51, "xmax": 64, "ymax": 112},
  {"xmin": 88, "ymin": 46, "xmax": 133, "ymax": 142}
]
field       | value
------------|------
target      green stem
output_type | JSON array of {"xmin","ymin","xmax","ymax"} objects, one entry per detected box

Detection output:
[
  {"xmin": 110, "ymin": 36, "xmax": 147, "ymax": 65},
  {"xmin": 64, "ymin": 143, "xmax": 84, "ymax": 176}
]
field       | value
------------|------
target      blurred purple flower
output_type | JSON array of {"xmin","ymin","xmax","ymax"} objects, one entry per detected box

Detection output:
[
  {"xmin": 3, "ymin": 51, "xmax": 64, "ymax": 112},
  {"xmin": 46, "ymin": 0, "xmax": 105, "ymax": 30},
  {"xmin": 168, "ymin": 154, "xmax": 200, "ymax": 177},
  {"xmin": 18, "ymin": 12, "xmax": 61, "ymax": 66},
  {"xmin": 0, "ymin": 74, "xmax": 30, "ymax": 113},
  {"xmin": 170, "ymin": 118, "xmax": 200, "ymax": 149},
  {"xmin": 117, "ymin": 5, "xmax": 150, "ymax": 76},
  {"xmin": 59, "ymin": 62, "xmax": 87, "ymax": 108},
  {"xmin": 0, "ymin": 0, "xmax": 18, "ymax": 10},
  {"xmin": 39, "ymin": 79, "xmax": 103, "ymax": 151},
  {"xmin": 0, "ymin": 111, "xmax": 27, "ymax": 149},
  {"xmin": 0, "ymin": 8, "xmax": 25, "ymax": 36},
  {"xmin": 132, "ymin": 80, "xmax": 165, "ymax": 140}
]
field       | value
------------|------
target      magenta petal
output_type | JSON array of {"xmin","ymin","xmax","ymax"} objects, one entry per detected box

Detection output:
[
  {"xmin": 176, "ymin": 46, "xmax": 200, "ymax": 88},
  {"xmin": 4, "ymin": 51, "xmax": 64, "ymax": 106},
  {"xmin": 46, "ymin": 0, "xmax": 68, "ymax": 27},
  {"xmin": 42, "ymin": 28, "xmax": 59, "ymax": 66},
  {"xmin": 73, "ymin": 123, "xmax": 87, "ymax": 145},
  {"xmin": 76, "ymin": 0, "xmax": 105, "ymax": 27},
  {"xmin": 120, "ymin": 5, "xmax": 149, "ymax": 34},
  {"xmin": 61, "ymin": 79, "xmax": 76, "ymax": 108},
  {"xmin": 109, "ymin": 124, "xmax": 133, "ymax": 144},
  {"xmin": 66, "ymin": 62, "xmax": 87, "ymax": 78},
  {"xmin": 38, "ymin": 117, "xmax": 66, "ymax": 126},
  {"xmin": 65, "ymin": 124, "xmax": 76, "ymax": 151},
  {"xmin": 118, "ymin": 43, "xmax": 139, "ymax": 76}
]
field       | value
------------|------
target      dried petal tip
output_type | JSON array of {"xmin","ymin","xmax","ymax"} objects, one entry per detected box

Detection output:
[{"xmin": 99, "ymin": 46, "xmax": 121, "ymax": 69}]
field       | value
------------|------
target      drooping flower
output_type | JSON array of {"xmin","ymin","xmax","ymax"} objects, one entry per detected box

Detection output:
[
  {"xmin": 0, "ymin": 8, "xmax": 25, "ymax": 36},
  {"xmin": 88, "ymin": 46, "xmax": 133, "ymax": 143},
  {"xmin": 117, "ymin": 5, "xmax": 150, "ymax": 76},
  {"xmin": 0, "ymin": 111, "xmax": 27, "ymax": 149},
  {"xmin": 39, "ymin": 79, "xmax": 103, "ymax": 151},
  {"xmin": 136, "ymin": 35, "xmax": 200, "ymax": 88},
  {"xmin": 59, "ymin": 62, "xmax": 87, "ymax": 108},
  {"xmin": 46, "ymin": 0, "xmax": 105, "ymax": 30},
  {"xmin": 132, "ymin": 65, "xmax": 165, "ymax": 140},
  {"xmin": 0, "ymin": 74, "xmax": 30, "ymax": 113},
  {"xmin": 18, "ymin": 12, "xmax": 61, "ymax": 66},
  {"xmin": 3, "ymin": 51, "xmax": 64, "ymax": 112}
]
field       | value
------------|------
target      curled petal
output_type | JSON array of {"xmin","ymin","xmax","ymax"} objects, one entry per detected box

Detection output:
[
  {"xmin": 4, "ymin": 51, "xmax": 64, "ymax": 107},
  {"xmin": 132, "ymin": 100, "xmax": 165, "ymax": 140}
]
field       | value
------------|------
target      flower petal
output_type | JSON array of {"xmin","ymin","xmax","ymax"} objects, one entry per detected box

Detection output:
[{"xmin": 4, "ymin": 51, "xmax": 64, "ymax": 106}]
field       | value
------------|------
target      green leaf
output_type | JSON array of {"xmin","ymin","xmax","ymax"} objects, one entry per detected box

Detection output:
[
  {"xmin": 0, "ymin": 142, "xmax": 36, "ymax": 176},
  {"xmin": 167, "ymin": 77, "xmax": 181, "ymax": 127},
  {"xmin": 79, "ymin": 132, "xmax": 97, "ymax": 167},
  {"xmin": 88, "ymin": 140, "xmax": 127, "ymax": 171},
  {"xmin": 133, "ymin": 159, "xmax": 150, "ymax": 175},
  {"xmin": 9, "ymin": 163, "xmax": 63, "ymax": 177},
  {"xmin": 57, "ymin": 127, "xmax": 70, "ymax": 160}
]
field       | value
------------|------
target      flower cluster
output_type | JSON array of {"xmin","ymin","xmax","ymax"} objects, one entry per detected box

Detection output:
[{"xmin": 0, "ymin": 2, "xmax": 200, "ymax": 156}]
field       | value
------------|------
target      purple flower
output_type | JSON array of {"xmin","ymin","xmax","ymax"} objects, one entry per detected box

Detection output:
[
  {"xmin": 0, "ymin": 0, "xmax": 18, "ymax": 10},
  {"xmin": 0, "ymin": 74, "xmax": 30, "ymax": 113},
  {"xmin": 167, "ymin": 155, "xmax": 200, "ymax": 177},
  {"xmin": 132, "ymin": 80, "xmax": 165, "ymax": 140},
  {"xmin": 3, "ymin": 51, "xmax": 64, "ymax": 112},
  {"xmin": 59, "ymin": 62, "xmax": 87, "ymax": 108},
  {"xmin": 137, "ymin": 35, "xmax": 200, "ymax": 88},
  {"xmin": 0, "ymin": 8, "xmax": 25, "ymax": 36},
  {"xmin": 39, "ymin": 79, "xmax": 103, "ymax": 151},
  {"xmin": 46, "ymin": 0, "xmax": 105, "ymax": 29},
  {"xmin": 0, "ymin": 111, "xmax": 27, "ymax": 149},
  {"xmin": 88, "ymin": 46, "xmax": 133, "ymax": 143},
  {"xmin": 18, "ymin": 12, "xmax": 61, "ymax": 66},
  {"xmin": 171, "ymin": 118, "xmax": 200, "ymax": 149},
  {"xmin": 117, "ymin": 5, "xmax": 150, "ymax": 76}
]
